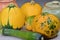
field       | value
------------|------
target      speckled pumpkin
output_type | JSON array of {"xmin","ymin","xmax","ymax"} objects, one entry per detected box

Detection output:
[
  {"xmin": 1, "ymin": 3, "xmax": 25, "ymax": 29},
  {"xmin": 32, "ymin": 12, "xmax": 60, "ymax": 38}
]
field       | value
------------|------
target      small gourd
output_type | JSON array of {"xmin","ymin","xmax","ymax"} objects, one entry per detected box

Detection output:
[
  {"xmin": 32, "ymin": 12, "xmax": 60, "ymax": 38},
  {"xmin": 1, "ymin": 3, "xmax": 25, "ymax": 29},
  {"xmin": 21, "ymin": 0, "xmax": 42, "ymax": 17},
  {"xmin": 21, "ymin": 0, "xmax": 42, "ymax": 30}
]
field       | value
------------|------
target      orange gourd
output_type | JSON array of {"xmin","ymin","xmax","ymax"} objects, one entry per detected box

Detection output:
[{"xmin": 32, "ymin": 12, "xmax": 60, "ymax": 38}]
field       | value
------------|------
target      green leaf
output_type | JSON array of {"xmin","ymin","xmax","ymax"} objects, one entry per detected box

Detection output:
[{"xmin": 26, "ymin": 16, "xmax": 35, "ymax": 25}]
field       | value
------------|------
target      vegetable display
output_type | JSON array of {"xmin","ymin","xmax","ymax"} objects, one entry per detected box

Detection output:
[{"xmin": 0, "ymin": 0, "xmax": 60, "ymax": 40}]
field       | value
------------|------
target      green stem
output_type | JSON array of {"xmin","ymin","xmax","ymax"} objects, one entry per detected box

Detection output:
[{"xmin": 31, "ymin": 0, "xmax": 35, "ymax": 5}]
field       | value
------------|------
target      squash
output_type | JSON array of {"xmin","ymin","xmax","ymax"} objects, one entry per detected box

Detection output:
[
  {"xmin": 21, "ymin": 0, "xmax": 42, "ymax": 30},
  {"xmin": 1, "ymin": 3, "xmax": 25, "ymax": 29},
  {"xmin": 32, "ymin": 12, "xmax": 60, "ymax": 38},
  {"xmin": 21, "ymin": 0, "xmax": 42, "ymax": 17}
]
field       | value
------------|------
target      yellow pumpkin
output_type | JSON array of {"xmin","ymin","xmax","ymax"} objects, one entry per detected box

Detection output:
[
  {"xmin": 32, "ymin": 12, "xmax": 60, "ymax": 38},
  {"xmin": 1, "ymin": 3, "xmax": 25, "ymax": 29},
  {"xmin": 21, "ymin": 0, "xmax": 42, "ymax": 17},
  {"xmin": 21, "ymin": 0, "xmax": 42, "ymax": 30}
]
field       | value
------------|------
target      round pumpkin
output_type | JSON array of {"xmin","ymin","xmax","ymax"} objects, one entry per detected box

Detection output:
[
  {"xmin": 21, "ymin": 0, "xmax": 42, "ymax": 30},
  {"xmin": 1, "ymin": 3, "xmax": 25, "ymax": 29},
  {"xmin": 32, "ymin": 12, "xmax": 60, "ymax": 38},
  {"xmin": 21, "ymin": 0, "xmax": 42, "ymax": 17}
]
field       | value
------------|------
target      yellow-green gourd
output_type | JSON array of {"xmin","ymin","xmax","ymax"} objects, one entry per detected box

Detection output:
[{"xmin": 1, "ymin": 3, "xmax": 25, "ymax": 29}]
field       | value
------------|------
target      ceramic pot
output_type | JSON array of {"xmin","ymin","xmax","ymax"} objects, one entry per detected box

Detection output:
[{"xmin": 0, "ymin": 0, "xmax": 17, "ymax": 11}]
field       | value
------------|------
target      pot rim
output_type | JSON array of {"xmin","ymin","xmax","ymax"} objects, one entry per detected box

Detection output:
[
  {"xmin": 0, "ymin": 0, "xmax": 16, "ymax": 3},
  {"xmin": 44, "ymin": 1, "xmax": 60, "ymax": 10}
]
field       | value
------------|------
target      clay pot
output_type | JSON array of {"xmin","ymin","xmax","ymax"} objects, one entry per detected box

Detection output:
[{"xmin": 0, "ymin": 0, "xmax": 17, "ymax": 11}]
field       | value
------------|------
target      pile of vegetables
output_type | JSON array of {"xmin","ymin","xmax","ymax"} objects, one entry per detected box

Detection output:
[{"xmin": 0, "ymin": 0, "xmax": 60, "ymax": 40}]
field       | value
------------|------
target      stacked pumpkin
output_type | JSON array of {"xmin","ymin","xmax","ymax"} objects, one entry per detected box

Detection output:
[
  {"xmin": 21, "ymin": 0, "xmax": 42, "ymax": 30},
  {"xmin": 21, "ymin": 0, "xmax": 60, "ymax": 38},
  {"xmin": 0, "ymin": 0, "xmax": 60, "ymax": 39}
]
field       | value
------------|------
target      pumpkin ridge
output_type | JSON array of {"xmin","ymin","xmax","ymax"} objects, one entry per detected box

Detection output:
[
  {"xmin": 8, "ymin": 3, "xmax": 16, "ymax": 11},
  {"xmin": 2, "ymin": 20, "xmax": 13, "ymax": 29},
  {"xmin": 30, "ymin": 0, "xmax": 35, "ymax": 5}
]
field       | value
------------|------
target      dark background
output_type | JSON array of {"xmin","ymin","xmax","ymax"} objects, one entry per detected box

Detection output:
[{"xmin": 16, "ymin": 0, "xmax": 60, "ymax": 7}]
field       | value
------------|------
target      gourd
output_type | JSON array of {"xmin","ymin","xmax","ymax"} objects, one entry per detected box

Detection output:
[
  {"xmin": 3, "ymin": 28, "xmax": 46, "ymax": 40},
  {"xmin": 32, "ymin": 12, "xmax": 60, "ymax": 38},
  {"xmin": 21, "ymin": 0, "xmax": 42, "ymax": 17},
  {"xmin": 1, "ymin": 3, "xmax": 25, "ymax": 29},
  {"xmin": 21, "ymin": 0, "xmax": 42, "ymax": 30}
]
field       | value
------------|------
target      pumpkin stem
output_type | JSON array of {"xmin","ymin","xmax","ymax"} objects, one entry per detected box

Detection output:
[
  {"xmin": 30, "ymin": 0, "xmax": 35, "ymax": 5},
  {"xmin": 8, "ymin": 3, "xmax": 15, "ymax": 10},
  {"xmin": 8, "ymin": 3, "xmax": 15, "ymax": 8}
]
